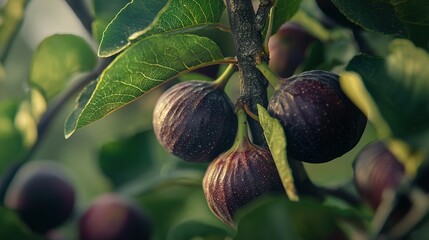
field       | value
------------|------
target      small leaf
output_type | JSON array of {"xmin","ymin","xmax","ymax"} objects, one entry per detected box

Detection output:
[
  {"xmin": 98, "ymin": 130, "xmax": 157, "ymax": 187},
  {"xmin": 257, "ymin": 105, "xmax": 298, "ymax": 201},
  {"xmin": 0, "ymin": 0, "xmax": 30, "ymax": 60},
  {"xmin": 29, "ymin": 34, "xmax": 96, "ymax": 101},
  {"xmin": 98, "ymin": 0, "xmax": 171, "ymax": 57},
  {"xmin": 271, "ymin": 0, "xmax": 302, "ymax": 34},
  {"xmin": 65, "ymin": 34, "xmax": 225, "ymax": 138},
  {"xmin": 345, "ymin": 39, "xmax": 429, "ymax": 148},
  {"xmin": 0, "ymin": 207, "xmax": 44, "ymax": 240},
  {"xmin": 167, "ymin": 220, "xmax": 231, "ymax": 240},
  {"xmin": 331, "ymin": 0, "xmax": 407, "ymax": 36}
]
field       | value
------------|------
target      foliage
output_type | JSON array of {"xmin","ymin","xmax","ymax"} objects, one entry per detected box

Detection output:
[{"xmin": 0, "ymin": 0, "xmax": 429, "ymax": 239}]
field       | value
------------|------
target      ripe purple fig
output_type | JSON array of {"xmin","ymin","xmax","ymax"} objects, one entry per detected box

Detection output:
[
  {"xmin": 203, "ymin": 109, "xmax": 283, "ymax": 226},
  {"xmin": 268, "ymin": 22, "xmax": 317, "ymax": 78},
  {"xmin": 5, "ymin": 162, "xmax": 75, "ymax": 234},
  {"xmin": 79, "ymin": 194, "xmax": 151, "ymax": 240},
  {"xmin": 268, "ymin": 70, "xmax": 367, "ymax": 163},
  {"xmin": 153, "ymin": 76, "xmax": 237, "ymax": 162},
  {"xmin": 353, "ymin": 141, "xmax": 405, "ymax": 210}
]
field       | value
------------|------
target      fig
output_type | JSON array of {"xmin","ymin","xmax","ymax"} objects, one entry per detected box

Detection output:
[
  {"xmin": 5, "ymin": 162, "xmax": 75, "ymax": 234},
  {"xmin": 79, "ymin": 194, "xmax": 151, "ymax": 240},
  {"xmin": 353, "ymin": 141, "xmax": 405, "ymax": 210},
  {"xmin": 153, "ymin": 76, "xmax": 237, "ymax": 162},
  {"xmin": 268, "ymin": 22, "xmax": 317, "ymax": 78},
  {"xmin": 268, "ymin": 70, "xmax": 367, "ymax": 163},
  {"xmin": 203, "ymin": 109, "xmax": 283, "ymax": 226}
]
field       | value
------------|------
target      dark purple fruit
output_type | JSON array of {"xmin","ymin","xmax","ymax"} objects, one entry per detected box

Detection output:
[
  {"xmin": 268, "ymin": 22, "xmax": 317, "ymax": 78},
  {"xmin": 268, "ymin": 70, "xmax": 367, "ymax": 163},
  {"xmin": 7, "ymin": 163, "xmax": 75, "ymax": 234},
  {"xmin": 353, "ymin": 141, "xmax": 405, "ymax": 210},
  {"xmin": 79, "ymin": 194, "xmax": 151, "ymax": 240},
  {"xmin": 203, "ymin": 110, "xmax": 283, "ymax": 226},
  {"xmin": 153, "ymin": 80, "xmax": 237, "ymax": 162},
  {"xmin": 315, "ymin": 0, "xmax": 360, "ymax": 29}
]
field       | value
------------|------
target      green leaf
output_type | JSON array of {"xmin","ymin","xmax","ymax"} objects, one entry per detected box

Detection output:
[
  {"xmin": 0, "ymin": 207, "xmax": 44, "ymax": 240},
  {"xmin": 235, "ymin": 197, "xmax": 349, "ymax": 240},
  {"xmin": 91, "ymin": 0, "xmax": 129, "ymax": 43},
  {"xmin": 98, "ymin": 0, "xmax": 171, "ymax": 57},
  {"xmin": 345, "ymin": 39, "xmax": 429, "ymax": 148},
  {"xmin": 65, "ymin": 34, "xmax": 225, "ymax": 138},
  {"xmin": 331, "ymin": 0, "xmax": 407, "ymax": 37},
  {"xmin": 257, "ymin": 105, "xmax": 298, "ymax": 201},
  {"xmin": 29, "ymin": 34, "xmax": 97, "ymax": 101},
  {"xmin": 167, "ymin": 220, "xmax": 231, "ymax": 240},
  {"xmin": 98, "ymin": 130, "xmax": 157, "ymax": 187},
  {"xmin": 99, "ymin": 0, "xmax": 226, "ymax": 57},
  {"xmin": 390, "ymin": 0, "xmax": 429, "ymax": 25},
  {"xmin": 0, "ymin": 0, "xmax": 30, "ymax": 61},
  {"xmin": 271, "ymin": 0, "xmax": 302, "ymax": 34}
]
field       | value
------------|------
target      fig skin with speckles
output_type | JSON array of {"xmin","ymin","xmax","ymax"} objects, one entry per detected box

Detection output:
[
  {"xmin": 153, "ymin": 80, "xmax": 237, "ymax": 162},
  {"xmin": 268, "ymin": 70, "xmax": 367, "ymax": 163},
  {"xmin": 353, "ymin": 141, "xmax": 405, "ymax": 210},
  {"xmin": 203, "ymin": 139, "xmax": 283, "ymax": 226}
]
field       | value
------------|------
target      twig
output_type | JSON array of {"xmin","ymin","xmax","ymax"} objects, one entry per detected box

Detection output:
[{"xmin": 255, "ymin": 0, "xmax": 274, "ymax": 32}]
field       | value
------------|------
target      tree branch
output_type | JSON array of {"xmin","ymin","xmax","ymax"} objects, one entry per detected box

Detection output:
[{"xmin": 226, "ymin": 0, "xmax": 268, "ymax": 146}]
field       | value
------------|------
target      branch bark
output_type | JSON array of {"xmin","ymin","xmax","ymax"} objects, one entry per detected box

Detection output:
[{"xmin": 226, "ymin": 0, "xmax": 268, "ymax": 146}]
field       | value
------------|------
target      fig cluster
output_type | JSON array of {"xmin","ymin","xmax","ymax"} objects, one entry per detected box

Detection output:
[
  {"xmin": 268, "ymin": 70, "xmax": 367, "ymax": 163},
  {"xmin": 79, "ymin": 194, "xmax": 151, "ymax": 240},
  {"xmin": 153, "ymin": 80, "xmax": 237, "ymax": 162}
]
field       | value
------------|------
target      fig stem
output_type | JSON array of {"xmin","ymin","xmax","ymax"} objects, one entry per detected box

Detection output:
[
  {"xmin": 244, "ymin": 104, "xmax": 259, "ymax": 121},
  {"xmin": 233, "ymin": 109, "xmax": 249, "ymax": 147},
  {"xmin": 213, "ymin": 64, "xmax": 236, "ymax": 89},
  {"xmin": 256, "ymin": 61, "xmax": 280, "ymax": 89}
]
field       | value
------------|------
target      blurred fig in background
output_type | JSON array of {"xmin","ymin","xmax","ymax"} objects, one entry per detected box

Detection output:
[
  {"xmin": 5, "ymin": 161, "xmax": 76, "ymax": 234},
  {"xmin": 79, "ymin": 194, "xmax": 151, "ymax": 240},
  {"xmin": 353, "ymin": 141, "xmax": 405, "ymax": 210},
  {"xmin": 268, "ymin": 22, "xmax": 317, "ymax": 78}
]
